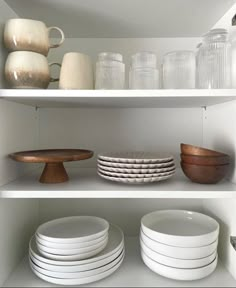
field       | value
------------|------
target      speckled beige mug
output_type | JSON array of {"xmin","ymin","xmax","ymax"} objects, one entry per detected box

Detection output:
[
  {"xmin": 4, "ymin": 18, "xmax": 65, "ymax": 56},
  {"xmin": 5, "ymin": 51, "xmax": 61, "ymax": 89}
]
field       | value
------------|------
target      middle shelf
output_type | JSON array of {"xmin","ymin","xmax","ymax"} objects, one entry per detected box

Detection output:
[{"xmin": 1, "ymin": 168, "xmax": 235, "ymax": 199}]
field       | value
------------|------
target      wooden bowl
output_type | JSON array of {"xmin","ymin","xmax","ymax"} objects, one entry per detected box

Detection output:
[
  {"xmin": 181, "ymin": 162, "xmax": 229, "ymax": 184},
  {"xmin": 181, "ymin": 143, "xmax": 227, "ymax": 157},
  {"xmin": 181, "ymin": 154, "xmax": 230, "ymax": 166}
]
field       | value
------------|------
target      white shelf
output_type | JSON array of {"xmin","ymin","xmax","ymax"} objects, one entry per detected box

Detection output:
[
  {"xmin": 4, "ymin": 237, "xmax": 236, "ymax": 287},
  {"xmin": 1, "ymin": 89, "xmax": 236, "ymax": 108},
  {"xmin": 0, "ymin": 168, "xmax": 236, "ymax": 199}
]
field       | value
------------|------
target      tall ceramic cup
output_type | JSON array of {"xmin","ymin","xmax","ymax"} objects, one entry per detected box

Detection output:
[
  {"xmin": 4, "ymin": 18, "xmax": 65, "ymax": 56},
  {"xmin": 59, "ymin": 53, "xmax": 94, "ymax": 89},
  {"xmin": 5, "ymin": 51, "xmax": 61, "ymax": 89}
]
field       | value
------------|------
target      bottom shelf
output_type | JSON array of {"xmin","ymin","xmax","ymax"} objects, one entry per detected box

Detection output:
[{"xmin": 4, "ymin": 237, "xmax": 236, "ymax": 287}]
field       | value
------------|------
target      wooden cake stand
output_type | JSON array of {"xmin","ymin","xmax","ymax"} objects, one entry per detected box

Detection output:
[{"xmin": 9, "ymin": 149, "xmax": 93, "ymax": 184}]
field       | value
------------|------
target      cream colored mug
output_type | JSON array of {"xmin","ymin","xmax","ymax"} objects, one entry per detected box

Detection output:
[
  {"xmin": 5, "ymin": 51, "xmax": 61, "ymax": 89},
  {"xmin": 4, "ymin": 18, "xmax": 65, "ymax": 56},
  {"xmin": 59, "ymin": 53, "xmax": 94, "ymax": 89}
]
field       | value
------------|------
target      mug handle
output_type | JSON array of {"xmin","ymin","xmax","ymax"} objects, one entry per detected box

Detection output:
[
  {"xmin": 49, "ymin": 62, "xmax": 61, "ymax": 82},
  {"xmin": 48, "ymin": 27, "xmax": 65, "ymax": 48}
]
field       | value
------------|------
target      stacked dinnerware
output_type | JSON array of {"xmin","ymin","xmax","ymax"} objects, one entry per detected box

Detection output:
[
  {"xmin": 181, "ymin": 143, "xmax": 230, "ymax": 184},
  {"xmin": 29, "ymin": 216, "xmax": 125, "ymax": 286},
  {"xmin": 140, "ymin": 210, "xmax": 220, "ymax": 281},
  {"xmin": 97, "ymin": 152, "xmax": 175, "ymax": 184}
]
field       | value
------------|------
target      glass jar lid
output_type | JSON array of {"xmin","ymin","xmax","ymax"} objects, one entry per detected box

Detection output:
[
  {"xmin": 131, "ymin": 52, "xmax": 157, "ymax": 68},
  {"xmin": 98, "ymin": 52, "xmax": 123, "ymax": 63},
  {"xmin": 203, "ymin": 28, "xmax": 229, "ymax": 42}
]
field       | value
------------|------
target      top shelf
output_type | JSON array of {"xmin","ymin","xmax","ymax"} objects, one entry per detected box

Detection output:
[{"xmin": 1, "ymin": 89, "xmax": 236, "ymax": 108}]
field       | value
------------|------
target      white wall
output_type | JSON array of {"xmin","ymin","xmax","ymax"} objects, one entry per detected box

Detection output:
[
  {"xmin": 39, "ymin": 107, "xmax": 203, "ymax": 168},
  {"xmin": 0, "ymin": 199, "xmax": 39, "ymax": 286}
]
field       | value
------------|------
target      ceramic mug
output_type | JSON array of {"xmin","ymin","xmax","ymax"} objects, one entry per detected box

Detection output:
[
  {"xmin": 5, "ymin": 51, "xmax": 61, "ymax": 89},
  {"xmin": 4, "ymin": 18, "xmax": 65, "ymax": 56},
  {"xmin": 59, "ymin": 52, "xmax": 94, "ymax": 89}
]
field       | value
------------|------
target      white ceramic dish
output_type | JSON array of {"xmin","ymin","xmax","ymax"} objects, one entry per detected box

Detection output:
[
  {"xmin": 98, "ymin": 168, "xmax": 175, "ymax": 178},
  {"xmin": 29, "ymin": 224, "xmax": 124, "ymax": 266},
  {"xmin": 98, "ymin": 171, "xmax": 174, "ymax": 184},
  {"xmin": 37, "ymin": 216, "xmax": 109, "ymax": 244},
  {"xmin": 30, "ymin": 253, "xmax": 124, "ymax": 286},
  {"xmin": 140, "ymin": 232, "xmax": 218, "ymax": 260},
  {"xmin": 141, "ymin": 210, "xmax": 219, "ymax": 248},
  {"xmin": 140, "ymin": 239, "xmax": 217, "ymax": 269},
  {"xmin": 98, "ymin": 159, "xmax": 175, "ymax": 169},
  {"xmin": 98, "ymin": 152, "xmax": 173, "ymax": 164},
  {"xmin": 39, "ymin": 241, "xmax": 107, "ymax": 261},
  {"xmin": 36, "ymin": 236, "xmax": 108, "ymax": 256},
  {"xmin": 141, "ymin": 250, "xmax": 218, "ymax": 281},
  {"xmin": 36, "ymin": 233, "xmax": 108, "ymax": 249},
  {"xmin": 29, "ymin": 244, "xmax": 124, "ymax": 273},
  {"xmin": 30, "ymin": 249, "xmax": 124, "ymax": 279},
  {"xmin": 97, "ymin": 164, "xmax": 176, "ymax": 174}
]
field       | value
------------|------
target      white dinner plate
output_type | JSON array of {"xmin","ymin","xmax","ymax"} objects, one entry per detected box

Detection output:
[
  {"xmin": 141, "ymin": 210, "xmax": 219, "ymax": 248},
  {"xmin": 29, "ymin": 224, "xmax": 124, "ymax": 266},
  {"xmin": 37, "ymin": 216, "xmax": 109, "ymax": 244},
  {"xmin": 39, "ymin": 241, "xmax": 107, "ymax": 261},
  {"xmin": 36, "ymin": 236, "xmax": 108, "ymax": 256},
  {"xmin": 30, "ymin": 249, "xmax": 124, "ymax": 279},
  {"xmin": 97, "ymin": 164, "xmax": 176, "ymax": 174},
  {"xmin": 30, "ymin": 253, "xmax": 124, "ymax": 286},
  {"xmin": 98, "ymin": 159, "xmax": 175, "ymax": 169},
  {"xmin": 98, "ymin": 171, "xmax": 174, "ymax": 184},
  {"xmin": 29, "ymin": 244, "xmax": 124, "ymax": 273},
  {"xmin": 140, "ymin": 232, "xmax": 218, "ymax": 260},
  {"xmin": 140, "ymin": 239, "xmax": 217, "ymax": 269},
  {"xmin": 98, "ymin": 168, "xmax": 175, "ymax": 178},
  {"xmin": 141, "ymin": 250, "xmax": 218, "ymax": 281},
  {"xmin": 98, "ymin": 152, "xmax": 174, "ymax": 164},
  {"xmin": 36, "ymin": 233, "xmax": 108, "ymax": 249}
]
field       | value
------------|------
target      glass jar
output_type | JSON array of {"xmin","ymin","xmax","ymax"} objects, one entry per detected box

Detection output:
[
  {"xmin": 162, "ymin": 51, "xmax": 196, "ymax": 89},
  {"xmin": 229, "ymin": 26, "xmax": 236, "ymax": 88},
  {"xmin": 129, "ymin": 52, "xmax": 159, "ymax": 89},
  {"xmin": 197, "ymin": 29, "xmax": 231, "ymax": 89},
  {"xmin": 95, "ymin": 52, "xmax": 125, "ymax": 89}
]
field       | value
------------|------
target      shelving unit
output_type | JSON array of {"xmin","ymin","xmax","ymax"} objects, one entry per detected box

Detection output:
[
  {"xmin": 1, "ymin": 0, "xmax": 236, "ymax": 287},
  {"xmin": 1, "ymin": 168, "xmax": 236, "ymax": 199},
  {"xmin": 1, "ymin": 89, "xmax": 236, "ymax": 108},
  {"xmin": 4, "ymin": 238, "xmax": 236, "ymax": 288}
]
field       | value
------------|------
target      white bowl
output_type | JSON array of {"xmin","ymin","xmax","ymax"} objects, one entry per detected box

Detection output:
[
  {"xmin": 37, "ymin": 216, "xmax": 109, "ymax": 244},
  {"xmin": 30, "ymin": 253, "xmax": 124, "ymax": 286},
  {"xmin": 141, "ymin": 232, "xmax": 218, "ymax": 260},
  {"xmin": 141, "ymin": 250, "xmax": 218, "ymax": 281},
  {"xmin": 141, "ymin": 210, "xmax": 219, "ymax": 247},
  {"xmin": 30, "ymin": 249, "xmax": 124, "ymax": 279},
  {"xmin": 140, "ymin": 239, "xmax": 217, "ymax": 269},
  {"xmin": 36, "ymin": 233, "xmax": 108, "ymax": 249},
  {"xmin": 29, "ymin": 224, "xmax": 124, "ymax": 266},
  {"xmin": 36, "ymin": 236, "xmax": 108, "ymax": 256}
]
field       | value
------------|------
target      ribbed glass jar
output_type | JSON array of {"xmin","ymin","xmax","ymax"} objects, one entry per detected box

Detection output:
[
  {"xmin": 197, "ymin": 29, "xmax": 231, "ymax": 89},
  {"xmin": 129, "ymin": 52, "xmax": 159, "ymax": 89},
  {"xmin": 95, "ymin": 52, "xmax": 125, "ymax": 90}
]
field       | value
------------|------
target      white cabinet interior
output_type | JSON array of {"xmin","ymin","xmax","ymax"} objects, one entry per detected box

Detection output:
[{"xmin": 0, "ymin": 0, "xmax": 236, "ymax": 287}]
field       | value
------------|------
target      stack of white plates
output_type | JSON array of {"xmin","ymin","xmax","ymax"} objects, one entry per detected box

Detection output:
[
  {"xmin": 140, "ymin": 210, "xmax": 219, "ymax": 281},
  {"xmin": 98, "ymin": 152, "xmax": 175, "ymax": 184},
  {"xmin": 29, "ymin": 217, "xmax": 125, "ymax": 286}
]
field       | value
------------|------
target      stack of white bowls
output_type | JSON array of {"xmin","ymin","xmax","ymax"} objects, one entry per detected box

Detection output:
[
  {"xmin": 140, "ymin": 210, "xmax": 219, "ymax": 281},
  {"xmin": 98, "ymin": 152, "xmax": 175, "ymax": 184},
  {"xmin": 29, "ymin": 216, "xmax": 125, "ymax": 286}
]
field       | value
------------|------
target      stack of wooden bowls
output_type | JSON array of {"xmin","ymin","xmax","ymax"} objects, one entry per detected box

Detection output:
[{"xmin": 180, "ymin": 143, "xmax": 230, "ymax": 184}]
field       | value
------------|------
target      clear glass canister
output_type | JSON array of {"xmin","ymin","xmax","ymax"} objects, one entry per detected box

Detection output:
[
  {"xmin": 95, "ymin": 52, "xmax": 125, "ymax": 89},
  {"xmin": 197, "ymin": 29, "xmax": 231, "ymax": 89},
  {"xmin": 229, "ymin": 26, "xmax": 236, "ymax": 88},
  {"xmin": 162, "ymin": 50, "xmax": 196, "ymax": 89},
  {"xmin": 129, "ymin": 52, "xmax": 159, "ymax": 89}
]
